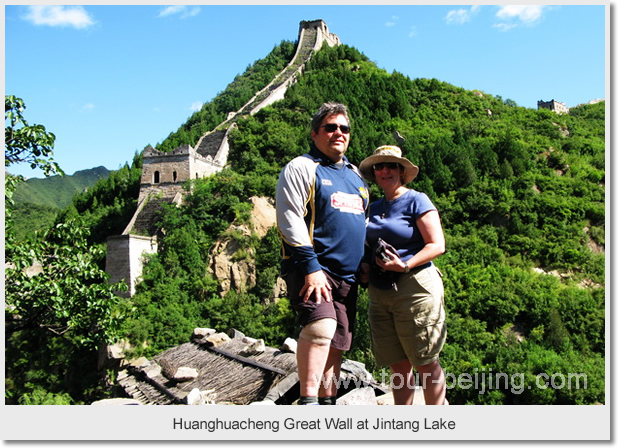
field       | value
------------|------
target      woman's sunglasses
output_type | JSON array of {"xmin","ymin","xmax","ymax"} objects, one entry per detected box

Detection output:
[
  {"xmin": 373, "ymin": 162, "xmax": 401, "ymax": 171},
  {"xmin": 321, "ymin": 123, "xmax": 351, "ymax": 134}
]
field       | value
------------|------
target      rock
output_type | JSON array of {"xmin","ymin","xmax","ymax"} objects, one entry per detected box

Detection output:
[
  {"xmin": 242, "ymin": 336, "xmax": 257, "ymax": 344},
  {"xmin": 206, "ymin": 332, "xmax": 231, "ymax": 347},
  {"xmin": 128, "ymin": 357, "xmax": 150, "ymax": 368},
  {"xmin": 248, "ymin": 399, "xmax": 276, "ymax": 405},
  {"xmin": 207, "ymin": 196, "xmax": 278, "ymax": 297},
  {"xmin": 279, "ymin": 338, "xmax": 297, "ymax": 353},
  {"xmin": 24, "ymin": 260, "xmax": 43, "ymax": 278},
  {"xmin": 272, "ymin": 276, "xmax": 287, "ymax": 301},
  {"xmin": 173, "ymin": 366, "xmax": 199, "ymax": 382},
  {"xmin": 144, "ymin": 362, "xmax": 162, "ymax": 379},
  {"xmin": 239, "ymin": 339, "xmax": 265, "ymax": 357},
  {"xmin": 209, "ymin": 227, "xmax": 257, "ymax": 296},
  {"xmin": 186, "ymin": 388, "xmax": 216, "ymax": 405},
  {"xmin": 249, "ymin": 197, "xmax": 276, "ymax": 238},
  {"xmin": 376, "ymin": 391, "xmax": 395, "ymax": 405},
  {"xmin": 98, "ymin": 339, "xmax": 132, "ymax": 370},
  {"xmin": 186, "ymin": 388, "xmax": 201, "ymax": 405},
  {"xmin": 228, "ymin": 328, "xmax": 246, "ymax": 340},
  {"xmin": 107, "ymin": 339, "xmax": 132, "ymax": 360},
  {"xmin": 192, "ymin": 328, "xmax": 217, "ymax": 340},
  {"xmin": 91, "ymin": 398, "xmax": 141, "ymax": 406},
  {"xmin": 341, "ymin": 359, "xmax": 376, "ymax": 384},
  {"xmin": 336, "ymin": 387, "xmax": 377, "ymax": 405}
]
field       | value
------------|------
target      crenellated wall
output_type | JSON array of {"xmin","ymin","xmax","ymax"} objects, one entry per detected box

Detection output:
[{"xmin": 106, "ymin": 20, "xmax": 341, "ymax": 296}]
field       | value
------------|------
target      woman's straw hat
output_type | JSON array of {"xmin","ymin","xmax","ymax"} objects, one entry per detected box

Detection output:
[{"xmin": 359, "ymin": 145, "xmax": 419, "ymax": 184}]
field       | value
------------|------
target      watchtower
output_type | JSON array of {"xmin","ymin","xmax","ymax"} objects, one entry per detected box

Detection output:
[{"xmin": 538, "ymin": 99, "xmax": 569, "ymax": 115}]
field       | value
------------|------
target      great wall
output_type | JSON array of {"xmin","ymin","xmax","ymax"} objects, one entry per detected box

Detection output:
[{"xmin": 105, "ymin": 20, "xmax": 341, "ymax": 295}]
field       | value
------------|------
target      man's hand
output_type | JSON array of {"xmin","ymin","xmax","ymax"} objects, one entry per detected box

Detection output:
[{"xmin": 299, "ymin": 270, "xmax": 332, "ymax": 303}]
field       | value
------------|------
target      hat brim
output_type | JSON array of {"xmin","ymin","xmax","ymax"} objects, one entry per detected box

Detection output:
[{"xmin": 359, "ymin": 154, "xmax": 419, "ymax": 184}]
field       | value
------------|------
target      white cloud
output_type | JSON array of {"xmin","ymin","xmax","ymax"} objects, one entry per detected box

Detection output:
[
  {"xmin": 385, "ymin": 15, "xmax": 398, "ymax": 27},
  {"xmin": 189, "ymin": 102, "xmax": 203, "ymax": 112},
  {"xmin": 408, "ymin": 26, "xmax": 418, "ymax": 38},
  {"xmin": 23, "ymin": 6, "xmax": 94, "ymax": 29},
  {"xmin": 159, "ymin": 6, "xmax": 184, "ymax": 17},
  {"xmin": 159, "ymin": 6, "xmax": 201, "ymax": 19},
  {"xmin": 495, "ymin": 5, "xmax": 548, "ymax": 28},
  {"xmin": 445, "ymin": 5, "xmax": 480, "ymax": 25},
  {"xmin": 81, "ymin": 103, "xmax": 95, "ymax": 112},
  {"xmin": 493, "ymin": 23, "xmax": 517, "ymax": 32}
]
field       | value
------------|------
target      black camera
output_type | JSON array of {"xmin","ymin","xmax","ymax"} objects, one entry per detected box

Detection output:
[{"xmin": 376, "ymin": 239, "xmax": 391, "ymax": 262}]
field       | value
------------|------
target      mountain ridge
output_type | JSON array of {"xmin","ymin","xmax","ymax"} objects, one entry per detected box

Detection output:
[{"xmin": 12, "ymin": 165, "xmax": 111, "ymax": 210}]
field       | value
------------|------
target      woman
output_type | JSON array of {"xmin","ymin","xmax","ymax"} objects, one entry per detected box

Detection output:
[{"xmin": 359, "ymin": 145, "xmax": 447, "ymax": 405}]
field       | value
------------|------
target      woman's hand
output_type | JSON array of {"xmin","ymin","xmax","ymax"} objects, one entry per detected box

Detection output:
[{"xmin": 375, "ymin": 247, "xmax": 406, "ymax": 272}]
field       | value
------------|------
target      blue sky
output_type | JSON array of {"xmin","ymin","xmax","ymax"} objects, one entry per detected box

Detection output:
[{"xmin": 5, "ymin": 4, "xmax": 607, "ymax": 179}]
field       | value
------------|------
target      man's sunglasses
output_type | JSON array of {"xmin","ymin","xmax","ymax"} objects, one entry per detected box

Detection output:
[
  {"xmin": 321, "ymin": 123, "xmax": 351, "ymax": 134},
  {"xmin": 373, "ymin": 162, "xmax": 401, "ymax": 171}
]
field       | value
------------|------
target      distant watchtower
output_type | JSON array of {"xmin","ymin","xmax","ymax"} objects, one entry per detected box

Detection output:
[
  {"xmin": 538, "ymin": 99, "xmax": 569, "ymax": 115},
  {"xmin": 300, "ymin": 19, "xmax": 341, "ymax": 48}
]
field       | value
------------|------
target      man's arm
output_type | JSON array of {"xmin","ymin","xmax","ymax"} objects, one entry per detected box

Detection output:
[{"xmin": 276, "ymin": 158, "xmax": 331, "ymax": 302}]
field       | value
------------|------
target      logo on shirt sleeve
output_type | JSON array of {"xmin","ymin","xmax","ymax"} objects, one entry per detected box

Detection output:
[{"xmin": 331, "ymin": 191, "xmax": 365, "ymax": 215}]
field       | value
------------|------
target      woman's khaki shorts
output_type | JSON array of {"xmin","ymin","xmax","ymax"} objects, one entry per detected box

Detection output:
[{"xmin": 368, "ymin": 265, "xmax": 446, "ymax": 368}]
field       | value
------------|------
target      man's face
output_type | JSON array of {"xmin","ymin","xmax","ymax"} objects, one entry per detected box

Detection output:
[{"xmin": 311, "ymin": 113, "xmax": 350, "ymax": 163}]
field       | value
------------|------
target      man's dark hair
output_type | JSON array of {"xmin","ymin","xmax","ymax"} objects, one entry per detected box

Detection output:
[{"xmin": 311, "ymin": 102, "xmax": 350, "ymax": 134}]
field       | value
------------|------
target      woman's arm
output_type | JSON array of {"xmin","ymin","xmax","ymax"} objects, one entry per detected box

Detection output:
[{"xmin": 376, "ymin": 210, "xmax": 445, "ymax": 272}]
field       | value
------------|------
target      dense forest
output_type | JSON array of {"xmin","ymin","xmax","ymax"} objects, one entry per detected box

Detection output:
[{"xmin": 5, "ymin": 39, "xmax": 605, "ymax": 405}]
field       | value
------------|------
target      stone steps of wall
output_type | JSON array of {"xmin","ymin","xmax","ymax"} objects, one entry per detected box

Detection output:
[
  {"xmin": 195, "ymin": 130, "xmax": 227, "ymax": 159},
  {"xmin": 131, "ymin": 195, "xmax": 176, "ymax": 236}
]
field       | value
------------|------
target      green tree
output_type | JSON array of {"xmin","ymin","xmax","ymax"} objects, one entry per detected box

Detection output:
[
  {"xmin": 5, "ymin": 220, "xmax": 126, "ymax": 345},
  {"xmin": 5, "ymin": 96, "xmax": 128, "ymax": 404},
  {"xmin": 5, "ymin": 95, "xmax": 62, "ymax": 176}
]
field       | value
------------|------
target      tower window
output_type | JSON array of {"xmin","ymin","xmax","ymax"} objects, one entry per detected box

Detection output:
[{"xmin": 154, "ymin": 171, "xmax": 160, "ymax": 183}]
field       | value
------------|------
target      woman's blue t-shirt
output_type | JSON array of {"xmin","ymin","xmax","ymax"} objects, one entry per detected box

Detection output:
[{"xmin": 366, "ymin": 189, "xmax": 436, "ymax": 263}]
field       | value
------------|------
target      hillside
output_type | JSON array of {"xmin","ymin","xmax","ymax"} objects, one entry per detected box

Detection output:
[
  {"xmin": 8, "ymin": 35, "xmax": 605, "ymax": 405},
  {"xmin": 10, "ymin": 166, "xmax": 111, "ymax": 240},
  {"xmin": 12, "ymin": 165, "xmax": 111, "ymax": 209}
]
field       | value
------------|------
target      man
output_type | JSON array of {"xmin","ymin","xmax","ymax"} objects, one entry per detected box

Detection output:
[{"xmin": 276, "ymin": 103, "xmax": 369, "ymax": 405}]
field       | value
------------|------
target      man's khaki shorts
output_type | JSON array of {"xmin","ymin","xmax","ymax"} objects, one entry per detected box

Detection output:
[{"xmin": 368, "ymin": 265, "xmax": 446, "ymax": 367}]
